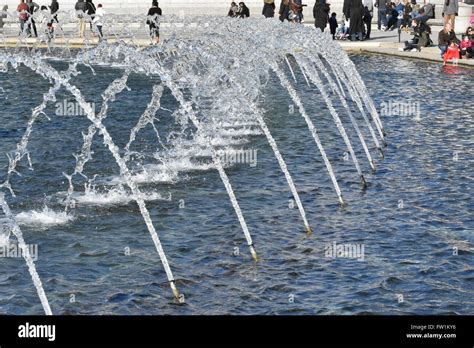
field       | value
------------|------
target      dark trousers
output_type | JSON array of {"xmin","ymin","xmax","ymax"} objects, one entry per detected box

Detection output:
[
  {"xmin": 460, "ymin": 47, "xmax": 474, "ymax": 58},
  {"xmin": 149, "ymin": 25, "xmax": 159, "ymax": 39},
  {"xmin": 29, "ymin": 18, "xmax": 37, "ymax": 37},
  {"xmin": 363, "ymin": 15, "xmax": 372, "ymax": 38},
  {"xmin": 97, "ymin": 25, "xmax": 103, "ymax": 39},
  {"xmin": 404, "ymin": 38, "xmax": 419, "ymax": 50}
]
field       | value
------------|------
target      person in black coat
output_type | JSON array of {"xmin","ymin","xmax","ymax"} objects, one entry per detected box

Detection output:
[
  {"xmin": 85, "ymin": 0, "xmax": 96, "ymax": 34},
  {"xmin": 313, "ymin": 0, "xmax": 330, "ymax": 32},
  {"xmin": 279, "ymin": 0, "xmax": 291, "ymax": 21},
  {"xmin": 343, "ymin": 0, "xmax": 365, "ymax": 40},
  {"xmin": 49, "ymin": 0, "xmax": 58, "ymax": 23},
  {"xmin": 329, "ymin": 12, "xmax": 338, "ymax": 38},
  {"xmin": 238, "ymin": 2, "xmax": 250, "ymax": 17},
  {"xmin": 86, "ymin": 0, "xmax": 95, "ymax": 17},
  {"xmin": 361, "ymin": 0, "xmax": 373, "ymax": 38},
  {"xmin": 147, "ymin": 0, "xmax": 162, "ymax": 44},
  {"xmin": 262, "ymin": 0, "xmax": 276, "ymax": 17}
]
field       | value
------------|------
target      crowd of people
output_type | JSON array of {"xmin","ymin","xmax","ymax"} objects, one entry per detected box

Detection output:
[
  {"xmin": 3, "ymin": 0, "xmax": 167, "ymax": 43},
  {"xmin": 1, "ymin": 0, "xmax": 473, "ymax": 62},
  {"xmin": 7, "ymin": 0, "xmax": 107, "ymax": 40},
  {"xmin": 1, "ymin": 0, "xmax": 163, "ymax": 44},
  {"xmin": 0, "ymin": 0, "xmax": 161, "ymax": 43},
  {"xmin": 226, "ymin": 0, "xmax": 474, "ymax": 64},
  {"xmin": 438, "ymin": 22, "xmax": 473, "ymax": 64},
  {"xmin": 74, "ymin": 0, "xmax": 104, "ymax": 39},
  {"xmin": 226, "ymin": 0, "xmax": 439, "ymax": 42}
]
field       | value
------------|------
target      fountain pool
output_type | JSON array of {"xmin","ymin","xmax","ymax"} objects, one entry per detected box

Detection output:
[{"xmin": 0, "ymin": 18, "xmax": 472, "ymax": 315}]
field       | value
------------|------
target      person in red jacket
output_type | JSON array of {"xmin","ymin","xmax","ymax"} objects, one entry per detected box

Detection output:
[
  {"xmin": 17, "ymin": 0, "xmax": 29, "ymax": 35},
  {"xmin": 443, "ymin": 41, "xmax": 460, "ymax": 65}
]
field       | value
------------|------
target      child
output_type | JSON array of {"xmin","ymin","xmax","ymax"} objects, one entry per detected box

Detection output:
[
  {"xmin": 93, "ymin": 3, "xmax": 105, "ymax": 40},
  {"xmin": 329, "ymin": 12, "xmax": 338, "ymax": 40},
  {"xmin": 459, "ymin": 35, "xmax": 473, "ymax": 59},
  {"xmin": 443, "ymin": 41, "xmax": 460, "ymax": 66},
  {"xmin": 336, "ymin": 18, "xmax": 349, "ymax": 39}
]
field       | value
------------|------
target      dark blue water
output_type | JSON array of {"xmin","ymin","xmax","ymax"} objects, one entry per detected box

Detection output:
[{"xmin": 0, "ymin": 54, "xmax": 472, "ymax": 315}]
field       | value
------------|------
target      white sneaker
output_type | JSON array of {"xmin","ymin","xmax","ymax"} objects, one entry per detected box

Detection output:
[
  {"xmin": 410, "ymin": 48, "xmax": 417, "ymax": 52},
  {"xmin": 398, "ymin": 48, "xmax": 404, "ymax": 51},
  {"xmin": 381, "ymin": 26, "xmax": 386, "ymax": 31}
]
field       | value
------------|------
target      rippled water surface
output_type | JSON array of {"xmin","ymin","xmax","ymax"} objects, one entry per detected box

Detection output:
[{"xmin": 0, "ymin": 54, "xmax": 472, "ymax": 315}]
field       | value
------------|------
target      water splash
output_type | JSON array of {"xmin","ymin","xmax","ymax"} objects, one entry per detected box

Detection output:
[
  {"xmin": 72, "ymin": 183, "xmax": 171, "ymax": 206},
  {"xmin": 16, "ymin": 206, "xmax": 75, "ymax": 227},
  {"xmin": 0, "ymin": 16, "xmax": 387, "ymax": 312},
  {"xmin": 0, "ymin": 193, "xmax": 52, "ymax": 315}
]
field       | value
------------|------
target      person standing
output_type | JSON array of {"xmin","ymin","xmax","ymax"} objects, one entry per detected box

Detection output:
[
  {"xmin": 49, "ymin": 0, "xmax": 59, "ymax": 23},
  {"xmin": 344, "ymin": 0, "xmax": 365, "ymax": 40},
  {"xmin": 85, "ymin": 0, "xmax": 96, "ymax": 35},
  {"xmin": 147, "ymin": 0, "xmax": 162, "ymax": 44},
  {"xmin": 362, "ymin": 0, "xmax": 373, "ymax": 39},
  {"xmin": 374, "ymin": 0, "xmax": 389, "ymax": 30},
  {"xmin": 93, "ymin": 3, "xmax": 104, "ymax": 40},
  {"xmin": 262, "ymin": 0, "xmax": 276, "ymax": 18},
  {"xmin": 75, "ymin": 0, "xmax": 86, "ymax": 38},
  {"xmin": 313, "ymin": 0, "xmax": 330, "ymax": 32},
  {"xmin": 329, "ymin": 12, "xmax": 338, "ymax": 38},
  {"xmin": 26, "ymin": 0, "xmax": 39, "ymax": 37},
  {"xmin": 17, "ymin": 0, "xmax": 29, "ymax": 35},
  {"xmin": 279, "ymin": 0, "xmax": 291, "ymax": 21},
  {"xmin": 442, "ymin": 0, "xmax": 458, "ymax": 32}
]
